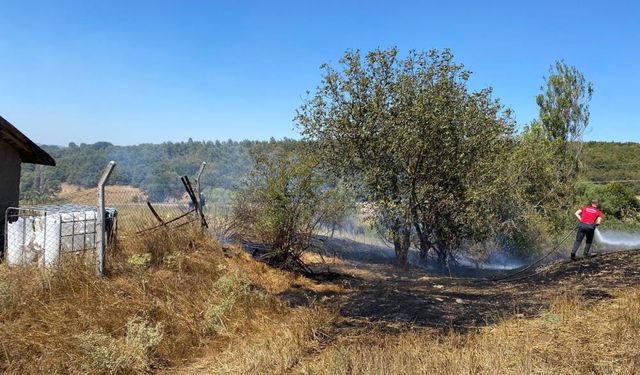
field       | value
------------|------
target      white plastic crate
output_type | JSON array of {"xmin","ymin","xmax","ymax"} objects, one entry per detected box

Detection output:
[{"xmin": 4, "ymin": 204, "xmax": 116, "ymax": 267}]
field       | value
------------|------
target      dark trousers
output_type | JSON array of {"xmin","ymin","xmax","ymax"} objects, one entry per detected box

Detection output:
[{"xmin": 571, "ymin": 223, "xmax": 596, "ymax": 255}]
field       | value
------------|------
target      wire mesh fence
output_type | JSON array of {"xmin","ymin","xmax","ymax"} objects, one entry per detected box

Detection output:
[
  {"xmin": 4, "ymin": 161, "xmax": 215, "ymax": 271},
  {"xmin": 20, "ymin": 184, "xmax": 97, "ymax": 207},
  {"xmin": 103, "ymin": 168, "xmax": 207, "ymax": 239},
  {"xmin": 103, "ymin": 185, "xmax": 195, "ymax": 236},
  {"xmin": 198, "ymin": 166, "xmax": 236, "ymax": 242}
]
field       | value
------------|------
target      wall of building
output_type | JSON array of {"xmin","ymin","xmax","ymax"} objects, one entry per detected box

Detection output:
[{"xmin": 0, "ymin": 138, "xmax": 21, "ymax": 246}]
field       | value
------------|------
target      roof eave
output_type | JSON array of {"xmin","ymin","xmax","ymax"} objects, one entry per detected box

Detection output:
[{"xmin": 0, "ymin": 116, "xmax": 56, "ymax": 166}]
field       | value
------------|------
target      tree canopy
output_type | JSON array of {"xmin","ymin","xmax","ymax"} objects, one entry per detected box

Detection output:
[{"xmin": 297, "ymin": 48, "xmax": 516, "ymax": 265}]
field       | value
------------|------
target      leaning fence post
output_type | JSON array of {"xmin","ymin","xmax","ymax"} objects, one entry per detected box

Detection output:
[
  {"xmin": 96, "ymin": 161, "xmax": 116, "ymax": 276},
  {"xmin": 195, "ymin": 162, "xmax": 207, "ymax": 229},
  {"xmin": 195, "ymin": 162, "xmax": 207, "ymax": 204}
]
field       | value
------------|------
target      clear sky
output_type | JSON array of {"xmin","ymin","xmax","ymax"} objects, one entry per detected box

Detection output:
[{"xmin": 1, "ymin": 0, "xmax": 638, "ymax": 146}]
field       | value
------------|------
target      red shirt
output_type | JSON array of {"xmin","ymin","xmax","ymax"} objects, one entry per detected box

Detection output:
[{"xmin": 580, "ymin": 206, "xmax": 602, "ymax": 224}]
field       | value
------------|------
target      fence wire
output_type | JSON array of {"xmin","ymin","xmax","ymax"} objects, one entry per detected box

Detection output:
[
  {"xmin": 104, "ymin": 175, "xmax": 204, "ymax": 238},
  {"xmin": 4, "ymin": 162, "xmax": 220, "ymax": 268},
  {"xmin": 198, "ymin": 166, "xmax": 236, "ymax": 242}
]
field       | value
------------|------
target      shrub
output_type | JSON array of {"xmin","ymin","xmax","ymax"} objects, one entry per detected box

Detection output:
[
  {"xmin": 574, "ymin": 182, "xmax": 640, "ymax": 226},
  {"xmin": 232, "ymin": 148, "xmax": 349, "ymax": 271},
  {"xmin": 76, "ymin": 318, "xmax": 164, "ymax": 374},
  {"xmin": 204, "ymin": 270, "xmax": 269, "ymax": 335}
]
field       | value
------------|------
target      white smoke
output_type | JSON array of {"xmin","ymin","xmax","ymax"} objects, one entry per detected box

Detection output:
[
  {"xmin": 595, "ymin": 229, "xmax": 640, "ymax": 251},
  {"xmin": 408, "ymin": 250, "xmax": 525, "ymax": 271},
  {"xmin": 454, "ymin": 252, "xmax": 525, "ymax": 270}
]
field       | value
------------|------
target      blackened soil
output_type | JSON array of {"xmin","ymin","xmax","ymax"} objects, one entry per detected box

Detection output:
[{"xmin": 285, "ymin": 237, "xmax": 640, "ymax": 333}]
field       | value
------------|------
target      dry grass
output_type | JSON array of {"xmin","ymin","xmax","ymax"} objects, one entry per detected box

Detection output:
[
  {"xmin": 1, "ymin": 223, "xmax": 638, "ymax": 374},
  {"xmin": 180, "ymin": 306, "xmax": 334, "ymax": 374},
  {"xmin": 57, "ymin": 183, "xmax": 148, "ymax": 205},
  {"xmin": 0, "ymin": 228, "xmax": 333, "ymax": 374},
  {"xmin": 232, "ymin": 250, "xmax": 344, "ymax": 296},
  {"xmin": 300, "ymin": 289, "xmax": 640, "ymax": 375}
]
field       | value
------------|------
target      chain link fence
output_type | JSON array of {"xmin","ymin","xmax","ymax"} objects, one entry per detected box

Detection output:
[
  {"xmin": 104, "ymin": 168, "xmax": 206, "ymax": 238},
  {"xmin": 4, "ymin": 161, "xmax": 211, "ymax": 274},
  {"xmin": 4, "ymin": 178, "xmax": 114, "ymax": 269},
  {"xmin": 197, "ymin": 163, "xmax": 236, "ymax": 242}
]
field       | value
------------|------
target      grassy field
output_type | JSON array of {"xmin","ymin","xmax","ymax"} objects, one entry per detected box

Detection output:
[
  {"xmin": 0, "ymin": 228, "xmax": 638, "ymax": 374},
  {"xmin": 298, "ymin": 290, "xmax": 639, "ymax": 374},
  {"xmin": 57, "ymin": 183, "xmax": 148, "ymax": 205},
  {"xmin": 0, "ymin": 229, "xmax": 336, "ymax": 373}
]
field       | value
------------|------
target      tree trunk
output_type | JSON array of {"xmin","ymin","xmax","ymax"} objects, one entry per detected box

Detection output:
[
  {"xmin": 430, "ymin": 242, "xmax": 449, "ymax": 269},
  {"xmin": 437, "ymin": 248, "xmax": 447, "ymax": 267},
  {"xmin": 414, "ymin": 224, "xmax": 431, "ymax": 260},
  {"xmin": 393, "ymin": 226, "xmax": 411, "ymax": 267}
]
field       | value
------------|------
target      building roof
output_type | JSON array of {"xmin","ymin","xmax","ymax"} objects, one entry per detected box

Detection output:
[{"xmin": 0, "ymin": 115, "xmax": 55, "ymax": 166}]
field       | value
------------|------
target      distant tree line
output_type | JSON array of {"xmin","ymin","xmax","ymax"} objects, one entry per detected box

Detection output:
[
  {"xmin": 21, "ymin": 139, "xmax": 639, "ymax": 200},
  {"xmin": 581, "ymin": 142, "xmax": 640, "ymax": 194},
  {"xmin": 20, "ymin": 138, "xmax": 299, "ymax": 202}
]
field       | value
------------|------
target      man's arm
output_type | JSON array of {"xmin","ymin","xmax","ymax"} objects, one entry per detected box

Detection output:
[
  {"xmin": 574, "ymin": 209, "xmax": 582, "ymax": 221},
  {"xmin": 596, "ymin": 215, "xmax": 602, "ymax": 225}
]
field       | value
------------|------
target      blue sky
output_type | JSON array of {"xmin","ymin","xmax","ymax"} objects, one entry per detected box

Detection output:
[{"xmin": 0, "ymin": 0, "xmax": 638, "ymax": 146}]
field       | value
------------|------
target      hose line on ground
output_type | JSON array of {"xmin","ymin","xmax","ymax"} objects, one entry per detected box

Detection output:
[
  {"xmin": 491, "ymin": 229, "xmax": 575, "ymax": 282},
  {"xmin": 443, "ymin": 228, "xmax": 576, "ymax": 282}
]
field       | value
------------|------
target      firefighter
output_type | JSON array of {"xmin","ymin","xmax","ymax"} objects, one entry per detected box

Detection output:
[{"xmin": 570, "ymin": 199, "xmax": 603, "ymax": 260}]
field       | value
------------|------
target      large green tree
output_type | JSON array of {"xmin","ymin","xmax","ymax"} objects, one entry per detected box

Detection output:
[
  {"xmin": 521, "ymin": 61, "xmax": 594, "ymax": 229},
  {"xmin": 297, "ymin": 48, "xmax": 515, "ymax": 266},
  {"xmin": 536, "ymin": 61, "xmax": 593, "ymax": 189},
  {"xmin": 536, "ymin": 61, "xmax": 593, "ymax": 146},
  {"xmin": 490, "ymin": 60, "xmax": 594, "ymax": 252}
]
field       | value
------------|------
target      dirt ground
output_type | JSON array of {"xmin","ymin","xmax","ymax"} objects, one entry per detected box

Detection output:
[
  {"xmin": 176, "ymin": 236, "xmax": 640, "ymax": 374},
  {"xmin": 289, "ymin": 236, "xmax": 640, "ymax": 334}
]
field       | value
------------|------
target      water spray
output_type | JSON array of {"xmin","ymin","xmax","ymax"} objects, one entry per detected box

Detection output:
[{"xmin": 595, "ymin": 229, "xmax": 640, "ymax": 252}]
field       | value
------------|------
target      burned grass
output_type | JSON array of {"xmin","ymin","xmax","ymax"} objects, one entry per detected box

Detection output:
[
  {"xmin": 300, "ymin": 237, "xmax": 640, "ymax": 332},
  {"xmin": 1, "ymin": 231, "xmax": 638, "ymax": 374},
  {"xmin": 299, "ymin": 287, "xmax": 640, "ymax": 374},
  {"xmin": 285, "ymin": 239, "xmax": 640, "ymax": 374},
  {"xmin": 178, "ymin": 237, "xmax": 640, "ymax": 374}
]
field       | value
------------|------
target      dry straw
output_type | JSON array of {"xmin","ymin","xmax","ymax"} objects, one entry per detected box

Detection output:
[{"xmin": 0, "ymin": 228, "xmax": 332, "ymax": 374}]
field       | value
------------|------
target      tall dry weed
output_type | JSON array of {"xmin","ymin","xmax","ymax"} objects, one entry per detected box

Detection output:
[
  {"xmin": 300, "ymin": 289, "xmax": 640, "ymax": 375},
  {"xmin": 0, "ymin": 228, "xmax": 284, "ymax": 374},
  {"xmin": 183, "ymin": 305, "xmax": 334, "ymax": 374}
]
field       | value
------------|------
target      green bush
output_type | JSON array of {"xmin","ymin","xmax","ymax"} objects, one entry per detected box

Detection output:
[
  {"xmin": 232, "ymin": 148, "xmax": 349, "ymax": 270},
  {"xmin": 574, "ymin": 182, "xmax": 640, "ymax": 228},
  {"xmin": 75, "ymin": 318, "xmax": 164, "ymax": 374}
]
